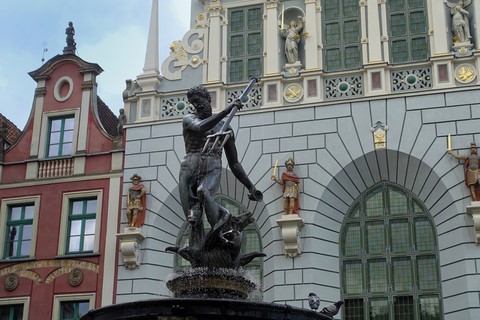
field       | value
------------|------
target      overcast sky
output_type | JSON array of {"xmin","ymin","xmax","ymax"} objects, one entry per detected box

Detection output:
[{"xmin": 0, "ymin": 0, "xmax": 191, "ymax": 130}]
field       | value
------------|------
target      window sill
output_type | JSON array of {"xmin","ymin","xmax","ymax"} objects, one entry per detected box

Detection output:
[
  {"xmin": 0, "ymin": 257, "xmax": 36, "ymax": 264},
  {"xmin": 55, "ymin": 252, "xmax": 100, "ymax": 259}
]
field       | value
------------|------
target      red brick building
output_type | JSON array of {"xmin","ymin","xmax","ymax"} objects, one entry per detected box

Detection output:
[{"xmin": 0, "ymin": 46, "xmax": 124, "ymax": 320}]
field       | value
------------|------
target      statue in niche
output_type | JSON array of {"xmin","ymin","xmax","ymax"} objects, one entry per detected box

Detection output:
[
  {"xmin": 445, "ymin": 0, "xmax": 472, "ymax": 44},
  {"xmin": 448, "ymin": 142, "xmax": 480, "ymax": 201},
  {"xmin": 272, "ymin": 158, "xmax": 300, "ymax": 215},
  {"xmin": 126, "ymin": 174, "xmax": 147, "ymax": 228},
  {"xmin": 166, "ymin": 80, "xmax": 265, "ymax": 269},
  {"xmin": 280, "ymin": 16, "xmax": 304, "ymax": 64}
]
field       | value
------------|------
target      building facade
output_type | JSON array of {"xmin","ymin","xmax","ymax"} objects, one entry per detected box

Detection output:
[
  {"xmin": 117, "ymin": 0, "xmax": 480, "ymax": 319},
  {"xmin": 0, "ymin": 45, "xmax": 124, "ymax": 319}
]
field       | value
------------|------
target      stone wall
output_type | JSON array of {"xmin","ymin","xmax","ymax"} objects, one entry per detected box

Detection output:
[{"xmin": 118, "ymin": 88, "xmax": 480, "ymax": 318}]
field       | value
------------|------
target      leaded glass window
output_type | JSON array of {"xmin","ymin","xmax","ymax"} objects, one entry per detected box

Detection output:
[
  {"xmin": 228, "ymin": 6, "xmax": 263, "ymax": 82},
  {"xmin": 322, "ymin": 0, "xmax": 361, "ymax": 72},
  {"xmin": 4, "ymin": 204, "xmax": 34, "ymax": 259},
  {"xmin": 174, "ymin": 196, "xmax": 263, "ymax": 289},
  {"xmin": 340, "ymin": 183, "xmax": 443, "ymax": 319},
  {"xmin": 47, "ymin": 116, "xmax": 74, "ymax": 157},
  {"xmin": 66, "ymin": 198, "xmax": 97, "ymax": 254},
  {"xmin": 388, "ymin": 0, "xmax": 429, "ymax": 64}
]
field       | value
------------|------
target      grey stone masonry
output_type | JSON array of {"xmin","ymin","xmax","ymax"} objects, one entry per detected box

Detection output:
[{"xmin": 119, "ymin": 88, "xmax": 480, "ymax": 319}]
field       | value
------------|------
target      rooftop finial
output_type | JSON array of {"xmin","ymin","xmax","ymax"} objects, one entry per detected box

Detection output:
[{"xmin": 63, "ymin": 21, "xmax": 76, "ymax": 55}]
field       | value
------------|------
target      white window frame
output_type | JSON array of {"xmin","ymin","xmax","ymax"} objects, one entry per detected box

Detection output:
[
  {"xmin": 0, "ymin": 196, "xmax": 40, "ymax": 260},
  {"xmin": 52, "ymin": 293, "xmax": 95, "ymax": 320},
  {"xmin": 38, "ymin": 109, "xmax": 79, "ymax": 159},
  {"xmin": 58, "ymin": 190, "xmax": 103, "ymax": 255},
  {"xmin": 0, "ymin": 297, "xmax": 30, "ymax": 320}
]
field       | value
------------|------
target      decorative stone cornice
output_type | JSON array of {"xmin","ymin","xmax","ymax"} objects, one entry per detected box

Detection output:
[
  {"xmin": 34, "ymin": 87, "xmax": 47, "ymax": 97},
  {"xmin": 266, "ymin": 0, "xmax": 279, "ymax": 9},
  {"xmin": 0, "ymin": 259, "xmax": 99, "ymax": 284},
  {"xmin": 81, "ymin": 80, "xmax": 95, "ymax": 90}
]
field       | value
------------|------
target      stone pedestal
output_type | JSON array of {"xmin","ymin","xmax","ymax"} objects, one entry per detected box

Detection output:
[
  {"xmin": 453, "ymin": 42, "xmax": 473, "ymax": 57},
  {"xmin": 116, "ymin": 227, "xmax": 145, "ymax": 269},
  {"xmin": 466, "ymin": 201, "xmax": 480, "ymax": 245},
  {"xmin": 282, "ymin": 61, "xmax": 302, "ymax": 78},
  {"xmin": 276, "ymin": 214, "xmax": 304, "ymax": 257}
]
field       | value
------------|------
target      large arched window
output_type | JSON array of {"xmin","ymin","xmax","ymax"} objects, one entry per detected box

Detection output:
[
  {"xmin": 174, "ymin": 196, "xmax": 263, "ymax": 291},
  {"xmin": 340, "ymin": 182, "xmax": 443, "ymax": 319}
]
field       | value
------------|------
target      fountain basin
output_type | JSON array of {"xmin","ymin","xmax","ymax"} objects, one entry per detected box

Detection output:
[{"xmin": 80, "ymin": 298, "xmax": 332, "ymax": 320}]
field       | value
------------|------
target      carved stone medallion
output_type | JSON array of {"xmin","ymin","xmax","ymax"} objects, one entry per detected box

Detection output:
[
  {"xmin": 455, "ymin": 63, "xmax": 477, "ymax": 84},
  {"xmin": 5, "ymin": 273, "xmax": 19, "ymax": 291},
  {"xmin": 68, "ymin": 268, "xmax": 84, "ymax": 287},
  {"xmin": 283, "ymin": 83, "xmax": 304, "ymax": 103}
]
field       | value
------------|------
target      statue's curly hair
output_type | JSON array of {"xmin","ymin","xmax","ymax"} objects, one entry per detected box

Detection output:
[{"xmin": 186, "ymin": 85, "xmax": 211, "ymax": 103}]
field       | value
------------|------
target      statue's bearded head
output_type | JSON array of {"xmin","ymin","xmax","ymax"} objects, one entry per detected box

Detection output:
[{"xmin": 187, "ymin": 85, "xmax": 213, "ymax": 119}]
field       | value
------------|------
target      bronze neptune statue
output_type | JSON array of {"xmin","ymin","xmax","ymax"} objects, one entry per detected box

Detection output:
[{"xmin": 167, "ymin": 79, "xmax": 264, "ymax": 269}]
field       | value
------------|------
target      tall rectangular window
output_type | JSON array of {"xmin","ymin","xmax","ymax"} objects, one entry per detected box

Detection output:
[
  {"xmin": 0, "ymin": 304, "xmax": 24, "ymax": 320},
  {"xmin": 228, "ymin": 6, "xmax": 263, "ymax": 82},
  {"xmin": 60, "ymin": 301, "xmax": 89, "ymax": 320},
  {"xmin": 4, "ymin": 204, "xmax": 34, "ymax": 259},
  {"xmin": 47, "ymin": 116, "xmax": 74, "ymax": 157},
  {"xmin": 388, "ymin": 0, "xmax": 428, "ymax": 63},
  {"xmin": 322, "ymin": 0, "xmax": 361, "ymax": 72},
  {"xmin": 66, "ymin": 199, "xmax": 97, "ymax": 254}
]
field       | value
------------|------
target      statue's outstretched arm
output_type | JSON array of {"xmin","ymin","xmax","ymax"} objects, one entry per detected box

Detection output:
[
  {"xmin": 448, "ymin": 150, "xmax": 467, "ymax": 161},
  {"xmin": 224, "ymin": 133, "xmax": 262, "ymax": 201}
]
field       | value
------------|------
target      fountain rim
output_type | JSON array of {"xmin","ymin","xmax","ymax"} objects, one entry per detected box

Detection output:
[{"xmin": 80, "ymin": 298, "xmax": 332, "ymax": 320}]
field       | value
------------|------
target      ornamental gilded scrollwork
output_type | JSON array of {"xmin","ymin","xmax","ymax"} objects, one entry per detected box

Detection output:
[{"xmin": 161, "ymin": 29, "xmax": 205, "ymax": 80}]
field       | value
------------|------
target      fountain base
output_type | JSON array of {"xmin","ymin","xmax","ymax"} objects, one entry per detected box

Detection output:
[{"xmin": 166, "ymin": 268, "xmax": 256, "ymax": 299}]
